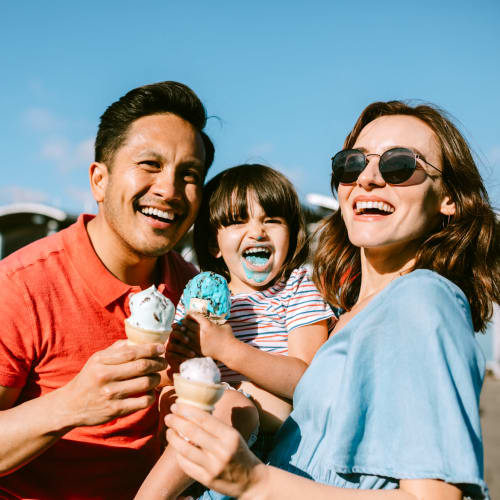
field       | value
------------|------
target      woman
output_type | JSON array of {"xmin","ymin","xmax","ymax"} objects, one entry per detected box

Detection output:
[{"xmin": 162, "ymin": 101, "xmax": 499, "ymax": 499}]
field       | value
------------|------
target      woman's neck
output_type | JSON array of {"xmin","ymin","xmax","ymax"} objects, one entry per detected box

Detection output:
[{"xmin": 357, "ymin": 245, "xmax": 416, "ymax": 303}]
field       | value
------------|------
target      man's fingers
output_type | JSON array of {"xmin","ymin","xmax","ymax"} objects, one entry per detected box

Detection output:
[
  {"xmin": 114, "ymin": 391, "xmax": 158, "ymax": 416},
  {"xmin": 104, "ymin": 374, "xmax": 162, "ymax": 399},
  {"xmin": 111, "ymin": 357, "xmax": 166, "ymax": 381},
  {"xmin": 96, "ymin": 341, "xmax": 166, "ymax": 365}
]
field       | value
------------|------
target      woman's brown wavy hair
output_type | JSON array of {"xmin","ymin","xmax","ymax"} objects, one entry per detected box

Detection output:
[
  {"xmin": 313, "ymin": 100, "xmax": 499, "ymax": 331},
  {"xmin": 194, "ymin": 164, "xmax": 309, "ymax": 284}
]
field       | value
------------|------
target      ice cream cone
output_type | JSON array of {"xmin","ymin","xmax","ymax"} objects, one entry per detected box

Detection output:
[
  {"xmin": 173, "ymin": 373, "xmax": 225, "ymax": 412},
  {"xmin": 124, "ymin": 320, "xmax": 171, "ymax": 345},
  {"xmin": 188, "ymin": 298, "xmax": 228, "ymax": 325}
]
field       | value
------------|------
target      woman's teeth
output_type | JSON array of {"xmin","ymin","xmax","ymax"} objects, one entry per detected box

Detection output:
[
  {"xmin": 355, "ymin": 201, "xmax": 394, "ymax": 215},
  {"xmin": 140, "ymin": 207, "xmax": 175, "ymax": 221}
]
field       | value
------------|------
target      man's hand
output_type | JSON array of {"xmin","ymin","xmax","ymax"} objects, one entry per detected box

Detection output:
[{"xmin": 57, "ymin": 340, "xmax": 166, "ymax": 428}]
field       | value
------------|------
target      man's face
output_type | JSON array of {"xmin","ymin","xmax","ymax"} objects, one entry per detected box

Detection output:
[{"xmin": 96, "ymin": 113, "xmax": 206, "ymax": 258}]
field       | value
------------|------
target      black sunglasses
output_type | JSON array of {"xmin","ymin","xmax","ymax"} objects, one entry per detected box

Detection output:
[{"xmin": 331, "ymin": 147, "xmax": 442, "ymax": 186}]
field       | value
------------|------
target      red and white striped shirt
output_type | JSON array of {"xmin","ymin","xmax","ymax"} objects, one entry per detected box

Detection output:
[{"xmin": 175, "ymin": 267, "xmax": 336, "ymax": 382}]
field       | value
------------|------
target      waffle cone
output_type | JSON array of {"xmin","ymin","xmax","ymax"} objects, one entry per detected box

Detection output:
[
  {"xmin": 173, "ymin": 373, "xmax": 225, "ymax": 412},
  {"xmin": 124, "ymin": 320, "xmax": 171, "ymax": 345}
]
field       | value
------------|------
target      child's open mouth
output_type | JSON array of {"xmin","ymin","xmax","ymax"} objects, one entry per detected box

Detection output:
[{"xmin": 242, "ymin": 246, "xmax": 272, "ymax": 269}]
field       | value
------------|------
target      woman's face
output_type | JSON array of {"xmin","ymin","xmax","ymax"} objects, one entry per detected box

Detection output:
[{"xmin": 337, "ymin": 115, "xmax": 455, "ymax": 257}]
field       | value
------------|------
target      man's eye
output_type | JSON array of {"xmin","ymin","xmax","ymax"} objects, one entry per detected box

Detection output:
[
  {"xmin": 183, "ymin": 170, "xmax": 202, "ymax": 184},
  {"xmin": 140, "ymin": 160, "xmax": 161, "ymax": 170}
]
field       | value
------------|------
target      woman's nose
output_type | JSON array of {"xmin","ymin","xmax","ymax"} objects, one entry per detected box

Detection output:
[{"xmin": 356, "ymin": 156, "xmax": 386, "ymax": 188}]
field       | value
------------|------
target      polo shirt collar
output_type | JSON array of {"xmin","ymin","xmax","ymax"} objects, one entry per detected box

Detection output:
[{"xmin": 62, "ymin": 214, "xmax": 168, "ymax": 307}]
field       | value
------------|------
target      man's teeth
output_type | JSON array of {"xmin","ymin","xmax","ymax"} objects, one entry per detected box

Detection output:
[
  {"xmin": 355, "ymin": 201, "xmax": 394, "ymax": 214},
  {"xmin": 140, "ymin": 207, "xmax": 175, "ymax": 220}
]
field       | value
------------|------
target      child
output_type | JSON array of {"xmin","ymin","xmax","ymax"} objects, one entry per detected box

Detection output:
[{"xmin": 136, "ymin": 164, "xmax": 335, "ymax": 499}]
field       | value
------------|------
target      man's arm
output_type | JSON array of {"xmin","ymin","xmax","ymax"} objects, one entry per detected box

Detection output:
[{"xmin": 0, "ymin": 341, "xmax": 166, "ymax": 475}]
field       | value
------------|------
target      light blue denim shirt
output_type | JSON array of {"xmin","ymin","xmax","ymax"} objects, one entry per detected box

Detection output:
[{"xmin": 202, "ymin": 270, "xmax": 489, "ymax": 499}]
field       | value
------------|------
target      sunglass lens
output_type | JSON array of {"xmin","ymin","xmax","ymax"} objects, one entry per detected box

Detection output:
[
  {"xmin": 332, "ymin": 150, "xmax": 365, "ymax": 184},
  {"xmin": 379, "ymin": 148, "xmax": 415, "ymax": 184}
]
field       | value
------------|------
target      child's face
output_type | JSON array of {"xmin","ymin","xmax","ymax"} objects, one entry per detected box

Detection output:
[{"xmin": 213, "ymin": 193, "xmax": 290, "ymax": 294}]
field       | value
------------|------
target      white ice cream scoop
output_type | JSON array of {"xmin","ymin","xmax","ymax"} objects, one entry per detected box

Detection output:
[{"xmin": 174, "ymin": 357, "xmax": 225, "ymax": 412}]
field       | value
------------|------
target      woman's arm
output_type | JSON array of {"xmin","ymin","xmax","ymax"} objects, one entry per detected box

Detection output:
[{"xmin": 165, "ymin": 403, "xmax": 462, "ymax": 500}]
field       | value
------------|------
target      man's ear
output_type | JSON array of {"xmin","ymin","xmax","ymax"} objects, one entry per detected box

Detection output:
[
  {"xmin": 439, "ymin": 194, "xmax": 456, "ymax": 217},
  {"xmin": 89, "ymin": 162, "xmax": 109, "ymax": 203}
]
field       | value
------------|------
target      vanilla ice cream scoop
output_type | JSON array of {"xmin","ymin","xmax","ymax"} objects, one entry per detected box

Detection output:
[
  {"xmin": 127, "ymin": 285, "xmax": 175, "ymax": 331},
  {"xmin": 182, "ymin": 272, "xmax": 231, "ymax": 324},
  {"xmin": 124, "ymin": 285, "xmax": 175, "ymax": 344},
  {"xmin": 180, "ymin": 357, "xmax": 221, "ymax": 384},
  {"xmin": 174, "ymin": 357, "xmax": 224, "ymax": 412}
]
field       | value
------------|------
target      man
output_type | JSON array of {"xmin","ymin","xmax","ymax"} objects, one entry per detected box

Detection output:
[{"xmin": 0, "ymin": 81, "xmax": 214, "ymax": 499}]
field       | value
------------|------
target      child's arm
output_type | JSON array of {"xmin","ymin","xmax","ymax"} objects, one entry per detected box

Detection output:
[{"xmin": 179, "ymin": 314, "xmax": 328, "ymax": 399}]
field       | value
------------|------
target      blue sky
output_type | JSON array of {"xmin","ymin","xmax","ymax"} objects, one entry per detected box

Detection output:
[{"xmin": 1, "ymin": 0, "xmax": 499, "ymax": 214}]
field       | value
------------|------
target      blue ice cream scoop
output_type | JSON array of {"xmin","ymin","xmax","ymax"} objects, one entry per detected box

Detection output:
[{"xmin": 182, "ymin": 272, "xmax": 231, "ymax": 323}]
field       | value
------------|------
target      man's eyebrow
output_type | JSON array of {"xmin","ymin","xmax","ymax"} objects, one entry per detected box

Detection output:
[{"xmin": 135, "ymin": 150, "xmax": 164, "ymax": 159}]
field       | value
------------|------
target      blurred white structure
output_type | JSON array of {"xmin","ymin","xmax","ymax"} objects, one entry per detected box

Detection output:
[
  {"xmin": 0, "ymin": 203, "xmax": 76, "ymax": 259},
  {"xmin": 306, "ymin": 193, "xmax": 339, "ymax": 212}
]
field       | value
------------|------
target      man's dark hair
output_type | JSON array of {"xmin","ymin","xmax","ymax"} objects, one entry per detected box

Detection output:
[{"xmin": 95, "ymin": 81, "xmax": 214, "ymax": 173}]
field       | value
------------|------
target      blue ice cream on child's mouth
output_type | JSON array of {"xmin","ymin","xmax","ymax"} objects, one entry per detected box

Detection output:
[
  {"xmin": 181, "ymin": 272, "xmax": 231, "ymax": 320},
  {"xmin": 245, "ymin": 254, "xmax": 269, "ymax": 266},
  {"xmin": 242, "ymin": 262, "xmax": 270, "ymax": 283}
]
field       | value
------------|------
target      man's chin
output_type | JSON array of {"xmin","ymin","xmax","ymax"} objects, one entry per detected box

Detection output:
[{"xmin": 138, "ymin": 245, "xmax": 174, "ymax": 258}]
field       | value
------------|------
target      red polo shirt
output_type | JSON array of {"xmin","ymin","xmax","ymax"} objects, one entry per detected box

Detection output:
[{"xmin": 0, "ymin": 214, "xmax": 197, "ymax": 499}]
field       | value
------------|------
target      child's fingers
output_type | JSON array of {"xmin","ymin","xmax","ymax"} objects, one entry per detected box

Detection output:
[
  {"xmin": 169, "ymin": 329, "xmax": 191, "ymax": 346},
  {"xmin": 182, "ymin": 315, "xmax": 202, "ymax": 332},
  {"xmin": 166, "ymin": 339, "xmax": 199, "ymax": 359}
]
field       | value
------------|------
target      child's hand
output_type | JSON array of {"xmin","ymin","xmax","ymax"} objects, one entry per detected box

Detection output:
[
  {"xmin": 165, "ymin": 322, "xmax": 198, "ymax": 376},
  {"xmin": 182, "ymin": 313, "xmax": 237, "ymax": 361}
]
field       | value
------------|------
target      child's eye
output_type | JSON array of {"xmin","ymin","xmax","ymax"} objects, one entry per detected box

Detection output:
[{"xmin": 265, "ymin": 217, "xmax": 285, "ymax": 224}]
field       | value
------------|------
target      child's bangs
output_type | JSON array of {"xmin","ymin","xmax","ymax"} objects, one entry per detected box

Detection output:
[
  {"xmin": 209, "ymin": 184, "xmax": 251, "ymax": 227},
  {"xmin": 211, "ymin": 183, "xmax": 292, "ymax": 228}
]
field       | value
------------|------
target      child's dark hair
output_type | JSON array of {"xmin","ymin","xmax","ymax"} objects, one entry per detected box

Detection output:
[{"xmin": 194, "ymin": 164, "xmax": 309, "ymax": 283}]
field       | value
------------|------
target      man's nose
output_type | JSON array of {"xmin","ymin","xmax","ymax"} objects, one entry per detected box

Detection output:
[
  {"xmin": 150, "ymin": 168, "xmax": 183, "ymax": 201},
  {"xmin": 356, "ymin": 156, "xmax": 386, "ymax": 188}
]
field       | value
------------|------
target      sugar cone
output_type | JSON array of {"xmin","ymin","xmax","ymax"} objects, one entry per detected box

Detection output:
[
  {"xmin": 173, "ymin": 373, "xmax": 225, "ymax": 412},
  {"xmin": 124, "ymin": 320, "xmax": 171, "ymax": 345},
  {"xmin": 188, "ymin": 298, "xmax": 228, "ymax": 325}
]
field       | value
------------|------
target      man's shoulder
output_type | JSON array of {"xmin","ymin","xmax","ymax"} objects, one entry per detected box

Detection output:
[
  {"xmin": 0, "ymin": 230, "xmax": 66, "ymax": 277},
  {"xmin": 0, "ymin": 219, "xmax": 84, "ymax": 286}
]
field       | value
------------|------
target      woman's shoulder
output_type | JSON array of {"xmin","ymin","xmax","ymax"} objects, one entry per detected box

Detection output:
[
  {"xmin": 391, "ymin": 269, "xmax": 469, "ymax": 310},
  {"xmin": 378, "ymin": 269, "xmax": 475, "ymax": 341}
]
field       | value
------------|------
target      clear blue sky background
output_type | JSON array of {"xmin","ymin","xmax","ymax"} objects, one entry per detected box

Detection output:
[{"xmin": 1, "ymin": 0, "xmax": 499, "ymax": 214}]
